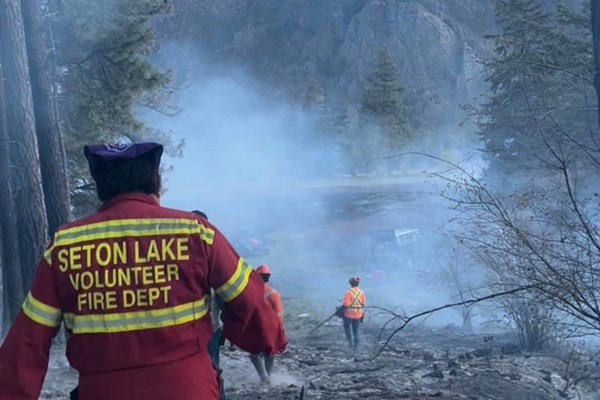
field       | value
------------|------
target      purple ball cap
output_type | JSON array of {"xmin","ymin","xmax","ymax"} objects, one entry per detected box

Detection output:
[{"xmin": 84, "ymin": 142, "xmax": 163, "ymax": 180}]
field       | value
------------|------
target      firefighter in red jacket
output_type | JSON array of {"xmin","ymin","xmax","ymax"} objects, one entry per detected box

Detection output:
[
  {"xmin": 249, "ymin": 264, "xmax": 284, "ymax": 384},
  {"xmin": 0, "ymin": 142, "xmax": 287, "ymax": 400}
]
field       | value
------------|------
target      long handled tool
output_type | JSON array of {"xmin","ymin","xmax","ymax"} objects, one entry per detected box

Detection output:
[{"xmin": 310, "ymin": 310, "xmax": 338, "ymax": 334}]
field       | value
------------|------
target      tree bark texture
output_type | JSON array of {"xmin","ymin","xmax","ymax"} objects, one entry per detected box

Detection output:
[
  {"xmin": 21, "ymin": 0, "xmax": 71, "ymax": 235},
  {"xmin": 592, "ymin": 0, "xmax": 600, "ymax": 125},
  {"xmin": 0, "ymin": 39, "xmax": 26, "ymax": 332},
  {"xmin": 0, "ymin": 0, "xmax": 49, "ymax": 296}
]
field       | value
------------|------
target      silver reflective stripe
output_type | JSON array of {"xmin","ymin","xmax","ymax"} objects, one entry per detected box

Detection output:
[
  {"xmin": 63, "ymin": 295, "xmax": 210, "ymax": 334},
  {"xmin": 216, "ymin": 259, "xmax": 252, "ymax": 302},
  {"xmin": 349, "ymin": 289, "xmax": 363, "ymax": 309},
  {"xmin": 55, "ymin": 221, "xmax": 197, "ymax": 243},
  {"xmin": 200, "ymin": 227, "xmax": 215, "ymax": 243},
  {"xmin": 22, "ymin": 292, "xmax": 62, "ymax": 327}
]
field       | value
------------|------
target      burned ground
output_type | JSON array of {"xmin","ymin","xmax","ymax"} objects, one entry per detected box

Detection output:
[
  {"xmin": 39, "ymin": 180, "xmax": 600, "ymax": 399},
  {"xmin": 41, "ymin": 311, "xmax": 600, "ymax": 399}
]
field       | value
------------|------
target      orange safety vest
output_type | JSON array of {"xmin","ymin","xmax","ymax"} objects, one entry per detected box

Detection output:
[
  {"xmin": 264, "ymin": 284, "xmax": 284, "ymax": 323},
  {"xmin": 343, "ymin": 287, "xmax": 365, "ymax": 319}
]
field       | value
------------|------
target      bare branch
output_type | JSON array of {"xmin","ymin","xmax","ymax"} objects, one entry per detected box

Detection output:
[{"xmin": 371, "ymin": 285, "xmax": 537, "ymax": 359}]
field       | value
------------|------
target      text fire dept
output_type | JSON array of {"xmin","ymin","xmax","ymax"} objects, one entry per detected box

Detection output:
[{"xmin": 56, "ymin": 237, "xmax": 189, "ymax": 312}]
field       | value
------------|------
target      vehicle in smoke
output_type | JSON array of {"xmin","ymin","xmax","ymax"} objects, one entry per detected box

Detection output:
[
  {"xmin": 231, "ymin": 229, "xmax": 270, "ymax": 257},
  {"xmin": 362, "ymin": 228, "xmax": 420, "ymax": 279}
]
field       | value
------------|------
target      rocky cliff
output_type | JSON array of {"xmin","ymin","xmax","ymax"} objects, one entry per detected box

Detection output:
[{"xmin": 157, "ymin": 0, "xmax": 497, "ymax": 128}]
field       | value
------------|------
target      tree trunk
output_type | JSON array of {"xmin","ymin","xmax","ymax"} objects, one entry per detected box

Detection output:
[
  {"xmin": 592, "ymin": 0, "xmax": 600, "ymax": 125},
  {"xmin": 0, "ymin": 38, "xmax": 26, "ymax": 333},
  {"xmin": 22, "ymin": 0, "xmax": 71, "ymax": 235},
  {"xmin": 0, "ymin": 0, "xmax": 48, "ymax": 302}
]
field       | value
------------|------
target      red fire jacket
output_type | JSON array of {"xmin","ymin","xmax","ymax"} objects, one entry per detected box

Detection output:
[{"xmin": 0, "ymin": 193, "xmax": 287, "ymax": 400}]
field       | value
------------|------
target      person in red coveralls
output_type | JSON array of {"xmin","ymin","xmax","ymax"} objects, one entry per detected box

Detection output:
[
  {"xmin": 249, "ymin": 264, "xmax": 284, "ymax": 384},
  {"xmin": 0, "ymin": 142, "xmax": 287, "ymax": 400}
]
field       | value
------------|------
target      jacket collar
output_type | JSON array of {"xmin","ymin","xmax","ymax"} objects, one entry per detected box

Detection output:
[{"xmin": 99, "ymin": 193, "xmax": 159, "ymax": 211}]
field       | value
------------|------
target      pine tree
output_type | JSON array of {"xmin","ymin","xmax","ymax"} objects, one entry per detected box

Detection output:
[
  {"xmin": 0, "ymin": 41, "xmax": 25, "ymax": 331},
  {"xmin": 50, "ymin": 0, "xmax": 181, "ymax": 216},
  {"xmin": 22, "ymin": 0, "xmax": 71, "ymax": 235},
  {"xmin": 480, "ymin": 0, "xmax": 593, "ymax": 182},
  {"xmin": 362, "ymin": 47, "xmax": 409, "ymax": 141},
  {"xmin": 0, "ymin": 0, "xmax": 49, "ymax": 328}
]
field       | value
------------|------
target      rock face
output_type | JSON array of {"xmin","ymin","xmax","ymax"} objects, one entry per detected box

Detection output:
[{"xmin": 156, "ymin": 0, "xmax": 495, "ymax": 127}]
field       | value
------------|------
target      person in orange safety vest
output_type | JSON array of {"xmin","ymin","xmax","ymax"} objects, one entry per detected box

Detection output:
[
  {"xmin": 0, "ymin": 142, "xmax": 286, "ymax": 400},
  {"xmin": 342, "ymin": 276, "xmax": 366, "ymax": 349},
  {"xmin": 249, "ymin": 264, "xmax": 284, "ymax": 384}
]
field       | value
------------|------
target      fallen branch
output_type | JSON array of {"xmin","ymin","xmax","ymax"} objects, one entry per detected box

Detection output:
[{"xmin": 371, "ymin": 284, "xmax": 538, "ymax": 359}]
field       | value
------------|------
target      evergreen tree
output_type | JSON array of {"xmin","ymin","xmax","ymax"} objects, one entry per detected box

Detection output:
[
  {"xmin": 22, "ymin": 0, "xmax": 71, "ymax": 235},
  {"xmin": 50, "ymin": 0, "xmax": 182, "ymax": 216},
  {"xmin": 480, "ymin": 0, "xmax": 593, "ymax": 183},
  {"xmin": 0, "ymin": 0, "xmax": 48, "ymax": 328},
  {"xmin": 362, "ymin": 47, "xmax": 410, "ymax": 142},
  {"xmin": 0, "ymin": 40, "xmax": 25, "ymax": 331}
]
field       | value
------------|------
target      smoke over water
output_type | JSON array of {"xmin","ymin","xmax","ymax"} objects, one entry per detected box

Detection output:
[{"xmin": 145, "ymin": 44, "xmax": 484, "ymax": 331}]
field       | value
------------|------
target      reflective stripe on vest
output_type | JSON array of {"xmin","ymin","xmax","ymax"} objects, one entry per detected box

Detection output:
[
  {"xmin": 63, "ymin": 295, "xmax": 210, "ymax": 334},
  {"xmin": 44, "ymin": 218, "xmax": 215, "ymax": 264},
  {"xmin": 348, "ymin": 289, "xmax": 364, "ymax": 309},
  {"xmin": 22, "ymin": 292, "xmax": 62, "ymax": 328},
  {"xmin": 215, "ymin": 258, "xmax": 252, "ymax": 302}
]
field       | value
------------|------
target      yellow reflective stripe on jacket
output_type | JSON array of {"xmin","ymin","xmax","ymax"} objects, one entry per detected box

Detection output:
[
  {"xmin": 63, "ymin": 295, "xmax": 210, "ymax": 334},
  {"xmin": 54, "ymin": 219, "xmax": 215, "ymax": 246},
  {"xmin": 45, "ymin": 218, "xmax": 215, "ymax": 263},
  {"xmin": 215, "ymin": 258, "xmax": 252, "ymax": 302},
  {"xmin": 348, "ymin": 289, "xmax": 364, "ymax": 309},
  {"xmin": 43, "ymin": 246, "xmax": 52, "ymax": 264},
  {"xmin": 22, "ymin": 292, "xmax": 62, "ymax": 328}
]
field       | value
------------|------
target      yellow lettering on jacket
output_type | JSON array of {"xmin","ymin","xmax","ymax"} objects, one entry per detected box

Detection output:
[
  {"xmin": 60, "ymin": 236, "xmax": 188, "ymax": 312},
  {"xmin": 162, "ymin": 238, "xmax": 176, "ymax": 261},
  {"xmin": 77, "ymin": 291, "xmax": 118, "ymax": 311},
  {"xmin": 58, "ymin": 249, "xmax": 69, "ymax": 273},
  {"xmin": 134, "ymin": 241, "xmax": 147, "ymax": 263},
  {"xmin": 167, "ymin": 264, "xmax": 180, "ymax": 281},
  {"xmin": 96, "ymin": 242, "xmax": 111, "ymax": 266},
  {"xmin": 147, "ymin": 240, "xmax": 160, "ymax": 262},
  {"xmin": 69, "ymin": 246, "xmax": 82, "ymax": 270},
  {"xmin": 176, "ymin": 238, "xmax": 189, "ymax": 260},
  {"xmin": 81, "ymin": 244, "xmax": 95, "ymax": 266},
  {"xmin": 122, "ymin": 286, "xmax": 171, "ymax": 308}
]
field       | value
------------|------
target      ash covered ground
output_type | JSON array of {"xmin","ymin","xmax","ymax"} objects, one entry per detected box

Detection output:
[
  {"xmin": 41, "ymin": 313, "xmax": 600, "ymax": 400},
  {"xmin": 40, "ymin": 177, "xmax": 600, "ymax": 399}
]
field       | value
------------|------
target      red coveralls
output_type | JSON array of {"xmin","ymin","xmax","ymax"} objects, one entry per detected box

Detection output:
[{"xmin": 0, "ymin": 193, "xmax": 287, "ymax": 400}]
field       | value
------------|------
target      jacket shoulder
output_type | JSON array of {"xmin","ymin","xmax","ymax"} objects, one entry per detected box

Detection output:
[
  {"xmin": 51, "ymin": 207, "xmax": 212, "ymax": 241},
  {"xmin": 156, "ymin": 206, "xmax": 212, "ymax": 225}
]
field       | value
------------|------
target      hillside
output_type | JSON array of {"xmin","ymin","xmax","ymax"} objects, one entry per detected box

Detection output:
[{"xmin": 155, "ymin": 0, "xmax": 496, "ymax": 128}]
